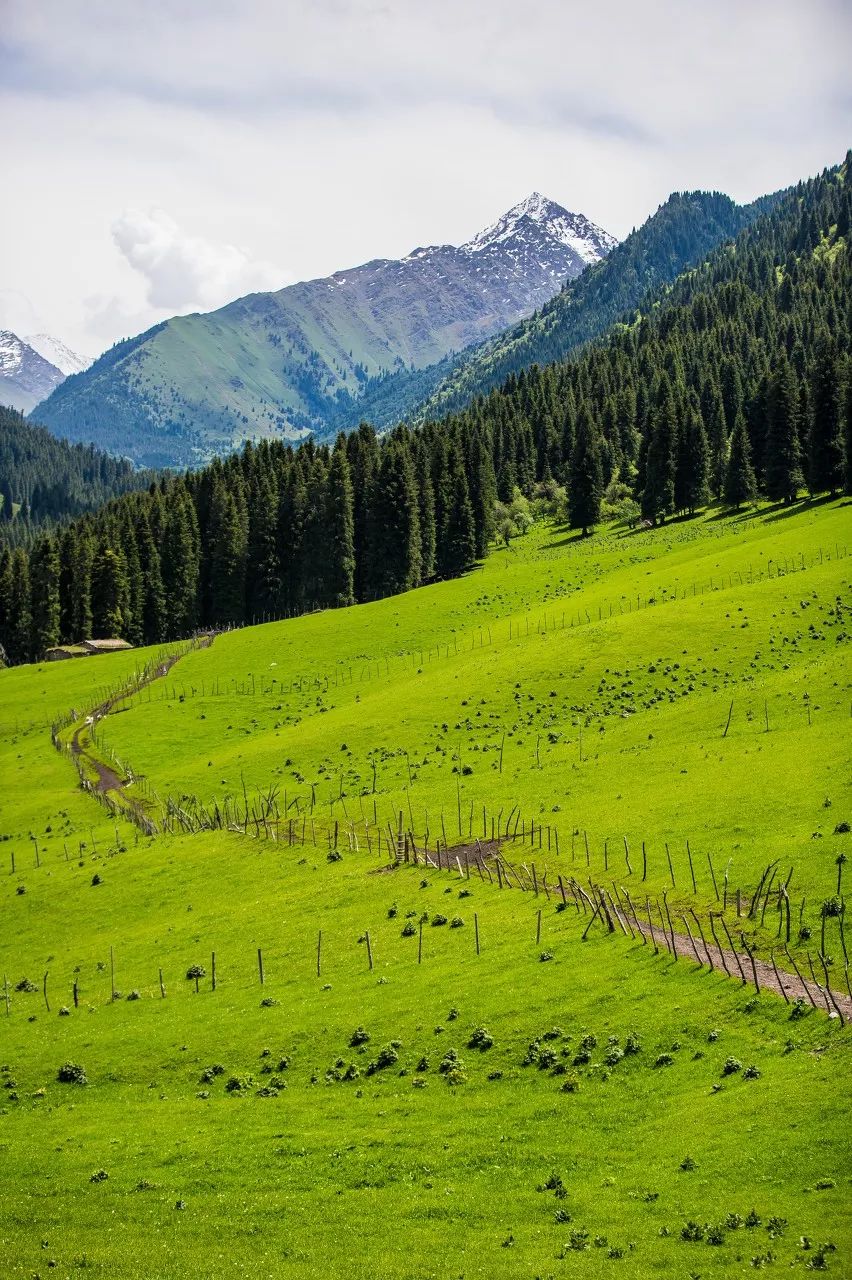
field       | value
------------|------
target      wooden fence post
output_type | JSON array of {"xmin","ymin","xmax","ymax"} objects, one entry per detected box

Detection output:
[
  {"xmin": 257, "ymin": 948, "xmax": 264, "ymax": 985},
  {"xmin": 366, "ymin": 931, "xmax": 374, "ymax": 971},
  {"xmin": 474, "ymin": 913, "xmax": 480, "ymax": 956}
]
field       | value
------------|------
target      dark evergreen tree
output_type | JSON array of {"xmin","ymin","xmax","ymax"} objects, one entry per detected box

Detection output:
[
  {"xmin": 764, "ymin": 360, "xmax": 804, "ymax": 503},
  {"xmin": 680, "ymin": 408, "xmax": 710, "ymax": 514},
  {"xmin": 438, "ymin": 449, "xmax": 476, "ymax": 576},
  {"xmin": 807, "ymin": 337, "xmax": 846, "ymax": 494},
  {"xmin": 29, "ymin": 533, "xmax": 61, "ymax": 655},
  {"xmin": 642, "ymin": 380, "xmax": 677, "ymax": 524},
  {"xmin": 724, "ymin": 411, "xmax": 757, "ymax": 509},
  {"xmin": 326, "ymin": 447, "xmax": 356, "ymax": 606},
  {"xmin": 568, "ymin": 406, "xmax": 604, "ymax": 535},
  {"xmin": 91, "ymin": 546, "xmax": 131, "ymax": 637},
  {"xmin": 367, "ymin": 441, "xmax": 421, "ymax": 596}
]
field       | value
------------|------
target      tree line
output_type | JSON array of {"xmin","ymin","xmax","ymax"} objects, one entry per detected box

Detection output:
[
  {"xmin": 0, "ymin": 408, "xmax": 157, "ymax": 548},
  {"xmin": 0, "ymin": 157, "xmax": 850, "ymax": 665}
]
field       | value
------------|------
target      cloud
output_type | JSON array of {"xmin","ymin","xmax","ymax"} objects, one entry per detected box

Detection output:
[
  {"xmin": 110, "ymin": 208, "xmax": 287, "ymax": 311},
  {"xmin": 1, "ymin": 0, "xmax": 850, "ymax": 353}
]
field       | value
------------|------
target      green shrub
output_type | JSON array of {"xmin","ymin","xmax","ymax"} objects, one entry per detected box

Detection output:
[{"xmin": 57, "ymin": 1062, "xmax": 87, "ymax": 1085}]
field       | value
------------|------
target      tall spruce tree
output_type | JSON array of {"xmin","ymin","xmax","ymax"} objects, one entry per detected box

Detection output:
[
  {"xmin": 161, "ymin": 488, "xmax": 199, "ymax": 638},
  {"xmin": 438, "ymin": 448, "xmax": 476, "ymax": 576},
  {"xmin": 29, "ymin": 533, "xmax": 61, "ymax": 655},
  {"xmin": 568, "ymin": 405, "xmax": 604, "ymax": 535},
  {"xmin": 7, "ymin": 548, "xmax": 32, "ymax": 662},
  {"xmin": 764, "ymin": 360, "xmax": 804, "ymax": 503},
  {"xmin": 208, "ymin": 480, "xmax": 248, "ymax": 623},
  {"xmin": 326, "ymin": 447, "xmax": 356, "ymax": 606},
  {"xmin": 680, "ymin": 408, "xmax": 710, "ymax": 514},
  {"xmin": 91, "ymin": 546, "xmax": 131, "ymax": 637},
  {"xmin": 724, "ymin": 411, "xmax": 757, "ymax": 509},
  {"xmin": 367, "ymin": 441, "xmax": 421, "ymax": 596},
  {"xmin": 807, "ymin": 337, "xmax": 846, "ymax": 494},
  {"xmin": 642, "ymin": 379, "xmax": 677, "ymax": 524}
]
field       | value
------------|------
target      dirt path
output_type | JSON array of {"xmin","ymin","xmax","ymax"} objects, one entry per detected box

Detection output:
[
  {"xmin": 67, "ymin": 638, "xmax": 213, "ymax": 827},
  {"xmin": 442, "ymin": 838, "xmax": 850, "ymax": 1020}
]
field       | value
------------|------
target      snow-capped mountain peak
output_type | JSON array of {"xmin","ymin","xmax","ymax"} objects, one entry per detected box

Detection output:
[
  {"xmin": 25, "ymin": 333, "xmax": 91, "ymax": 376},
  {"xmin": 0, "ymin": 330, "xmax": 69, "ymax": 413},
  {"xmin": 462, "ymin": 192, "xmax": 617, "ymax": 266}
]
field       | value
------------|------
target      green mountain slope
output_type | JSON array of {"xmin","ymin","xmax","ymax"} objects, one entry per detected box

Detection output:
[{"xmin": 32, "ymin": 197, "xmax": 616, "ymax": 467}]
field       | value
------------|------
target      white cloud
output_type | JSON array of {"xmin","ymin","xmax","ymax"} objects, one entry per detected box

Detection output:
[
  {"xmin": 1, "ymin": 0, "xmax": 849, "ymax": 353},
  {"xmin": 111, "ymin": 207, "xmax": 287, "ymax": 311}
]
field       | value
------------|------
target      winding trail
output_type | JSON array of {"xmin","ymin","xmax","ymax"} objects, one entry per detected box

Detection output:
[{"xmin": 67, "ymin": 638, "xmax": 213, "ymax": 828}]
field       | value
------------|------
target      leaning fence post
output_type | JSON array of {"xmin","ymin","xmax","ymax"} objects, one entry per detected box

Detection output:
[
  {"xmin": 365, "ymin": 931, "xmax": 374, "ymax": 971},
  {"xmin": 257, "ymin": 948, "xmax": 264, "ymax": 985}
]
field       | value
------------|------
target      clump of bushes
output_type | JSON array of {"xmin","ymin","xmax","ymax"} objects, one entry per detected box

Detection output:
[
  {"xmin": 224, "ymin": 1074, "xmax": 253, "ymax": 1093},
  {"xmin": 57, "ymin": 1062, "xmax": 87, "ymax": 1085},
  {"xmin": 349, "ymin": 1026, "xmax": 370, "ymax": 1047},
  {"xmin": 366, "ymin": 1042, "xmax": 401, "ymax": 1074},
  {"xmin": 468, "ymin": 1027, "xmax": 493, "ymax": 1051},
  {"xmin": 722, "ymin": 1056, "xmax": 742, "ymax": 1075},
  {"xmin": 15, "ymin": 978, "xmax": 37, "ymax": 994},
  {"xmin": 199, "ymin": 1064, "xmax": 225, "ymax": 1084}
]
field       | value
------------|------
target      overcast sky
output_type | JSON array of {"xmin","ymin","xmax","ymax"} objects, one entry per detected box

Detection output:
[{"xmin": 1, "ymin": 0, "xmax": 850, "ymax": 358}]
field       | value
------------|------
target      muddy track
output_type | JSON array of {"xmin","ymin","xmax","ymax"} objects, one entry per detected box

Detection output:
[
  {"xmin": 68, "ymin": 639, "xmax": 213, "ymax": 826},
  {"xmin": 442, "ymin": 838, "xmax": 850, "ymax": 1020}
]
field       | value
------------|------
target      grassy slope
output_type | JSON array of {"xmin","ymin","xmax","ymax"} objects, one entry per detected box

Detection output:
[
  {"xmin": 0, "ymin": 500, "xmax": 850, "ymax": 1278},
  {"xmin": 103, "ymin": 500, "xmax": 851, "ymax": 928}
]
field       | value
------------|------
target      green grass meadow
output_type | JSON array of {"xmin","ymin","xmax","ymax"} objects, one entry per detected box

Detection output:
[{"xmin": 1, "ymin": 499, "xmax": 850, "ymax": 1277}]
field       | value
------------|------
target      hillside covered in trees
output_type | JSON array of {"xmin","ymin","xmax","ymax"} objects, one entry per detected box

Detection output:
[
  {"xmin": 1, "ymin": 158, "xmax": 849, "ymax": 665},
  {"xmin": 0, "ymin": 408, "xmax": 156, "ymax": 548}
]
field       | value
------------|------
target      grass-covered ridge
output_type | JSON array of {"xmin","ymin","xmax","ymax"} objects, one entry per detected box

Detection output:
[{"xmin": 0, "ymin": 499, "xmax": 850, "ymax": 1277}]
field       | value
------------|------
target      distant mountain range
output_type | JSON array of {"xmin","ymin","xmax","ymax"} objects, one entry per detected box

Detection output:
[
  {"xmin": 31, "ymin": 195, "xmax": 616, "ymax": 467},
  {"xmin": 0, "ymin": 331, "xmax": 91, "ymax": 413}
]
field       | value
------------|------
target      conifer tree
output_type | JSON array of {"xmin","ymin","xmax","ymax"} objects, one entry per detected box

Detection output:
[
  {"xmin": 724, "ymin": 411, "xmax": 757, "ymax": 509},
  {"xmin": 764, "ymin": 361, "xmax": 804, "ymax": 503},
  {"xmin": 438, "ymin": 450, "xmax": 476, "ymax": 576},
  {"xmin": 137, "ymin": 513, "xmax": 167, "ymax": 644},
  {"xmin": 7, "ymin": 548, "xmax": 32, "ymax": 662},
  {"xmin": 642, "ymin": 380, "xmax": 677, "ymax": 524},
  {"xmin": 807, "ymin": 337, "xmax": 846, "ymax": 494},
  {"xmin": 29, "ymin": 534, "xmax": 61, "ymax": 655},
  {"xmin": 91, "ymin": 546, "xmax": 131, "ymax": 637},
  {"xmin": 161, "ymin": 489, "xmax": 199, "ymax": 638},
  {"xmin": 326, "ymin": 447, "xmax": 356, "ymax": 606},
  {"xmin": 680, "ymin": 408, "xmax": 710, "ymax": 514},
  {"xmin": 246, "ymin": 471, "xmax": 282, "ymax": 617},
  {"xmin": 368, "ymin": 441, "xmax": 421, "ymax": 595},
  {"xmin": 568, "ymin": 406, "xmax": 604, "ymax": 535},
  {"xmin": 208, "ymin": 480, "xmax": 248, "ymax": 623}
]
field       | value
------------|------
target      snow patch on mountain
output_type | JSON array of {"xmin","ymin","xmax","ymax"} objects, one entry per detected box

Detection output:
[
  {"xmin": 462, "ymin": 192, "xmax": 617, "ymax": 263},
  {"xmin": 25, "ymin": 334, "xmax": 92, "ymax": 376}
]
